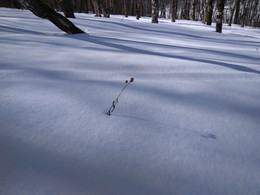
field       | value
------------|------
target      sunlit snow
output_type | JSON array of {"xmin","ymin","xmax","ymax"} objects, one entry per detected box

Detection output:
[{"xmin": 1, "ymin": 8, "xmax": 260, "ymax": 195}]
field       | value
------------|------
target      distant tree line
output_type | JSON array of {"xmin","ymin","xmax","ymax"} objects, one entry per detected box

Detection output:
[{"xmin": 1, "ymin": 0, "xmax": 259, "ymax": 31}]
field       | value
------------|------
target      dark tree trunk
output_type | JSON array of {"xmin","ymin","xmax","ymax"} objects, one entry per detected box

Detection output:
[
  {"xmin": 201, "ymin": 0, "xmax": 205, "ymax": 23},
  {"xmin": 109, "ymin": 0, "xmax": 114, "ymax": 14},
  {"xmin": 59, "ymin": 0, "xmax": 75, "ymax": 18},
  {"xmin": 160, "ymin": 5, "xmax": 166, "ymax": 18},
  {"xmin": 102, "ymin": 3, "xmax": 110, "ymax": 18},
  {"xmin": 183, "ymin": 0, "xmax": 190, "ymax": 20},
  {"xmin": 92, "ymin": 0, "xmax": 102, "ymax": 16},
  {"xmin": 228, "ymin": 0, "xmax": 236, "ymax": 26},
  {"xmin": 205, "ymin": 0, "xmax": 213, "ymax": 25},
  {"xmin": 152, "ymin": 0, "xmax": 159, "ymax": 23},
  {"xmin": 18, "ymin": 0, "xmax": 84, "ymax": 34},
  {"xmin": 233, "ymin": 0, "xmax": 240, "ymax": 24},
  {"xmin": 130, "ymin": 0, "xmax": 135, "ymax": 16},
  {"xmin": 123, "ymin": 0, "xmax": 128, "ymax": 17},
  {"xmin": 216, "ymin": 0, "xmax": 224, "ymax": 33},
  {"xmin": 136, "ymin": 0, "xmax": 141, "ymax": 20},
  {"xmin": 192, "ymin": 0, "xmax": 197, "ymax": 21},
  {"xmin": 171, "ymin": 0, "xmax": 177, "ymax": 22},
  {"xmin": 240, "ymin": 0, "xmax": 248, "ymax": 27}
]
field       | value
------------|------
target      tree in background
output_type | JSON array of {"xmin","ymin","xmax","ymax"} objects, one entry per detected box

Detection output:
[
  {"xmin": 183, "ymin": 0, "xmax": 190, "ymax": 20},
  {"xmin": 239, "ymin": 0, "xmax": 259, "ymax": 27},
  {"xmin": 205, "ymin": 0, "xmax": 214, "ymax": 25},
  {"xmin": 59, "ymin": 0, "xmax": 75, "ymax": 18},
  {"xmin": 228, "ymin": 0, "xmax": 240, "ymax": 26},
  {"xmin": 171, "ymin": 0, "xmax": 177, "ymax": 22},
  {"xmin": 1, "ymin": 0, "xmax": 259, "ymax": 28},
  {"xmin": 192, "ymin": 0, "xmax": 198, "ymax": 21},
  {"xmin": 216, "ymin": 0, "xmax": 224, "ymax": 33},
  {"xmin": 123, "ymin": 0, "xmax": 128, "ymax": 17},
  {"xmin": 240, "ymin": 0, "xmax": 248, "ymax": 27},
  {"xmin": 136, "ymin": 0, "xmax": 141, "ymax": 20},
  {"xmin": 92, "ymin": 0, "xmax": 102, "ymax": 16},
  {"xmin": 152, "ymin": 0, "xmax": 159, "ymax": 23}
]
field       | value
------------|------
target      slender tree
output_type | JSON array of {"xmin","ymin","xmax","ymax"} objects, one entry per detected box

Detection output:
[
  {"xmin": 183, "ymin": 0, "xmax": 190, "ymax": 20},
  {"xmin": 233, "ymin": 0, "xmax": 240, "ymax": 24},
  {"xmin": 59, "ymin": 0, "xmax": 75, "ymax": 18},
  {"xmin": 122, "ymin": 0, "xmax": 128, "ymax": 17},
  {"xmin": 216, "ymin": 0, "xmax": 224, "ymax": 33},
  {"xmin": 171, "ymin": 0, "xmax": 177, "ymax": 22},
  {"xmin": 201, "ymin": 0, "xmax": 206, "ymax": 22},
  {"xmin": 228, "ymin": 0, "xmax": 238, "ymax": 26},
  {"xmin": 251, "ymin": 0, "xmax": 259, "ymax": 27},
  {"xmin": 205, "ymin": 0, "xmax": 214, "ymax": 25},
  {"xmin": 151, "ymin": 0, "xmax": 159, "ymax": 23},
  {"xmin": 17, "ymin": 0, "xmax": 84, "ymax": 34},
  {"xmin": 240, "ymin": 0, "xmax": 248, "ymax": 27},
  {"xmin": 136, "ymin": 0, "xmax": 141, "ymax": 20},
  {"xmin": 192, "ymin": 0, "xmax": 197, "ymax": 21},
  {"xmin": 92, "ymin": 0, "xmax": 102, "ymax": 16}
]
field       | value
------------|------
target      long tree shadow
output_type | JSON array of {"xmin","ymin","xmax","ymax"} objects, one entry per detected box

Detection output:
[
  {"xmin": 77, "ymin": 16, "xmax": 260, "ymax": 47},
  {"xmin": 70, "ymin": 34, "xmax": 260, "ymax": 75}
]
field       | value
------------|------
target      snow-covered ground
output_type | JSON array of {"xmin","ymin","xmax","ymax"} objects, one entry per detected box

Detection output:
[{"xmin": 1, "ymin": 8, "xmax": 260, "ymax": 195}]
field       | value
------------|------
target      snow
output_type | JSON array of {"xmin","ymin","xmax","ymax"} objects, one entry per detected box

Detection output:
[{"xmin": 1, "ymin": 8, "xmax": 260, "ymax": 195}]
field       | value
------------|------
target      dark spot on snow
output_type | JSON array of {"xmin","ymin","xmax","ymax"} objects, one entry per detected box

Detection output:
[{"xmin": 201, "ymin": 133, "xmax": 217, "ymax": 140}]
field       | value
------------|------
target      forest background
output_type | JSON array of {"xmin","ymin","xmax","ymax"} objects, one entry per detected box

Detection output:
[{"xmin": 1, "ymin": 0, "xmax": 259, "ymax": 28}]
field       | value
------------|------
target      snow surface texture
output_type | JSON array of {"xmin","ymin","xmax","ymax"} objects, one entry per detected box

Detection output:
[{"xmin": 1, "ymin": 8, "xmax": 260, "ymax": 195}]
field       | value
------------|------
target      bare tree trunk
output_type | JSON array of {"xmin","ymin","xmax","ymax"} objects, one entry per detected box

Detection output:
[
  {"xmin": 136, "ymin": 0, "xmax": 141, "ymax": 20},
  {"xmin": 109, "ymin": 0, "xmax": 114, "ymax": 14},
  {"xmin": 192, "ymin": 0, "xmax": 197, "ymax": 21},
  {"xmin": 152, "ymin": 0, "xmax": 159, "ymax": 23},
  {"xmin": 240, "ymin": 0, "xmax": 248, "ymax": 27},
  {"xmin": 183, "ymin": 0, "xmax": 190, "ymax": 20},
  {"xmin": 18, "ymin": 0, "xmax": 84, "ymax": 34},
  {"xmin": 171, "ymin": 0, "xmax": 177, "ymax": 22},
  {"xmin": 92, "ymin": 0, "xmax": 102, "ymax": 16},
  {"xmin": 228, "ymin": 0, "xmax": 236, "ymax": 26},
  {"xmin": 59, "ymin": 0, "xmax": 75, "ymax": 18},
  {"xmin": 205, "ymin": 0, "xmax": 213, "ymax": 25},
  {"xmin": 233, "ymin": 0, "xmax": 240, "ymax": 24},
  {"xmin": 160, "ymin": 4, "xmax": 166, "ymax": 18},
  {"xmin": 123, "ymin": 0, "xmax": 128, "ymax": 17},
  {"xmin": 216, "ymin": 0, "xmax": 224, "ymax": 33},
  {"xmin": 201, "ymin": 0, "xmax": 206, "ymax": 23},
  {"xmin": 251, "ymin": 0, "xmax": 259, "ymax": 27}
]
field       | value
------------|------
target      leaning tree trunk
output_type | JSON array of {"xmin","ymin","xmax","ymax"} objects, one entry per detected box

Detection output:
[
  {"xmin": 18, "ymin": 0, "xmax": 84, "ymax": 34},
  {"xmin": 216, "ymin": 0, "xmax": 224, "ymax": 33},
  {"xmin": 152, "ymin": 0, "xmax": 159, "ymax": 23}
]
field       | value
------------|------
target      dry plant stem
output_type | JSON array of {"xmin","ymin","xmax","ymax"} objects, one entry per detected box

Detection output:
[{"xmin": 107, "ymin": 78, "xmax": 134, "ymax": 116}]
